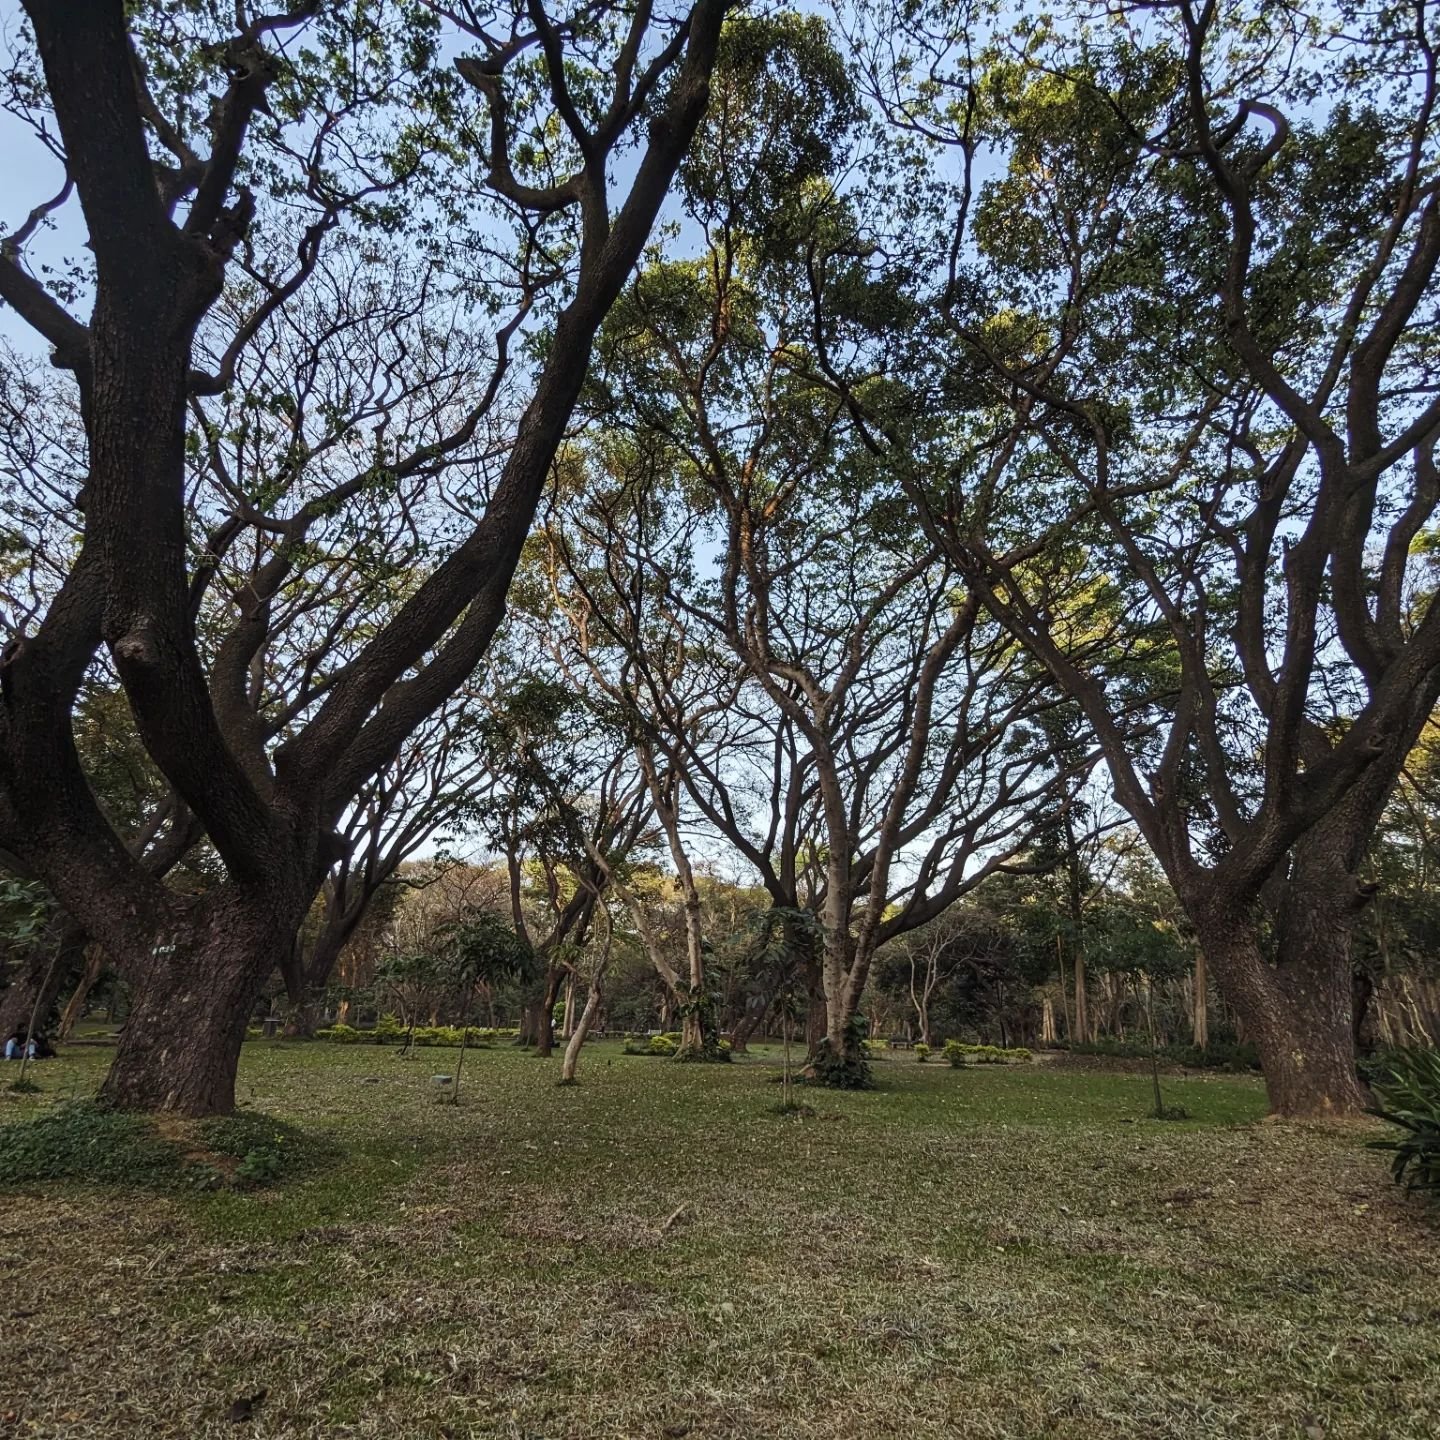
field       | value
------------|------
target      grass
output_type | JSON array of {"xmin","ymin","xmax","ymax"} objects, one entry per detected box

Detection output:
[{"xmin": 1, "ymin": 1041, "xmax": 1437, "ymax": 1438}]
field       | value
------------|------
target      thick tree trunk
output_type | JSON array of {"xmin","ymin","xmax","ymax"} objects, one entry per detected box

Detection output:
[
  {"xmin": 728, "ymin": 1003, "xmax": 764, "ymax": 1053},
  {"xmin": 1041, "ymin": 994, "xmax": 1057, "ymax": 1046},
  {"xmin": 1196, "ymin": 903, "xmax": 1368, "ymax": 1120},
  {"xmin": 806, "ymin": 941, "xmax": 872, "ymax": 1088},
  {"xmin": 282, "ymin": 999, "xmax": 322, "ymax": 1039},
  {"xmin": 99, "ymin": 903, "xmax": 285, "ymax": 1116}
]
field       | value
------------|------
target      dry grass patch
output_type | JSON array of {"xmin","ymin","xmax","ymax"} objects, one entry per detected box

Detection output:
[{"xmin": 0, "ymin": 1042, "xmax": 1436, "ymax": 1438}]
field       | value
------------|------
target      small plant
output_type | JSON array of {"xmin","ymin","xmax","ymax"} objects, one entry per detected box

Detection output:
[
  {"xmin": 234, "ymin": 1147, "xmax": 285, "ymax": 1187},
  {"xmin": 6, "ymin": 1077, "xmax": 42, "ymax": 1094},
  {"xmin": 1150, "ymin": 1103, "xmax": 1191, "ymax": 1121},
  {"xmin": 914, "ymin": 1043, "xmax": 931, "ymax": 1063},
  {"xmin": 943, "ymin": 1039, "xmax": 967, "ymax": 1068},
  {"xmin": 648, "ymin": 1034, "xmax": 679, "ymax": 1057},
  {"xmin": 1369, "ymin": 1047, "xmax": 1440, "ymax": 1196}
]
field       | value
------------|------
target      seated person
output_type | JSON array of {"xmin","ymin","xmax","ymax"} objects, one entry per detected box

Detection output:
[{"xmin": 4, "ymin": 1030, "xmax": 24, "ymax": 1060}]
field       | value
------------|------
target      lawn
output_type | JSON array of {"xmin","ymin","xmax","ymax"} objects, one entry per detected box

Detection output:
[{"xmin": 1, "ymin": 1042, "xmax": 1437, "ymax": 1439}]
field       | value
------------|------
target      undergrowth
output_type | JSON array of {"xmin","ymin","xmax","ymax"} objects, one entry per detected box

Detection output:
[{"xmin": 0, "ymin": 1102, "xmax": 330, "ymax": 1191}]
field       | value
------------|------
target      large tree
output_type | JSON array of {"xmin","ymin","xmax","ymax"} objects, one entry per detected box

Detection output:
[
  {"xmin": 828, "ymin": 0, "xmax": 1440, "ymax": 1115},
  {"xmin": 0, "ymin": 0, "xmax": 733, "ymax": 1113}
]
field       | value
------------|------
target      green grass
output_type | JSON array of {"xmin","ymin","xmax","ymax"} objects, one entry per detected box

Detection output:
[{"xmin": 1, "ymin": 1041, "xmax": 1436, "ymax": 1438}]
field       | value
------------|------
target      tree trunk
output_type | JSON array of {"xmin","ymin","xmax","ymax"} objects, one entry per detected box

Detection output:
[
  {"xmin": 1041, "ymin": 994, "xmax": 1057, "ymax": 1045},
  {"xmin": 729, "ymin": 1002, "xmax": 764, "ymax": 1052},
  {"xmin": 283, "ymin": 998, "xmax": 322, "ymax": 1039},
  {"xmin": 560, "ymin": 976, "xmax": 604, "ymax": 1083},
  {"xmin": 99, "ymin": 904, "xmax": 284, "ymax": 1116},
  {"xmin": 533, "ymin": 965, "xmax": 563, "ymax": 1058},
  {"xmin": 58, "ymin": 945, "xmax": 107, "ymax": 1039},
  {"xmin": 1191, "ymin": 950, "xmax": 1209, "ymax": 1050},
  {"xmin": 561, "ymin": 973, "xmax": 575, "ymax": 1040},
  {"xmin": 806, "ymin": 938, "xmax": 872, "ymax": 1088},
  {"xmin": 1196, "ymin": 905, "xmax": 1368, "ymax": 1120},
  {"xmin": 1072, "ymin": 948, "xmax": 1089, "ymax": 1044},
  {"xmin": 0, "ymin": 926, "xmax": 88, "ymax": 1040}
]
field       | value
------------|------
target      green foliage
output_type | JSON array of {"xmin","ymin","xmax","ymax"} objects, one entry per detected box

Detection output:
[
  {"xmin": 1369, "ymin": 1048, "xmax": 1440, "ymax": 1196},
  {"xmin": 619, "ymin": 1032, "xmax": 685, "ymax": 1057},
  {"xmin": 315, "ymin": 1023, "xmax": 363, "ymax": 1044},
  {"xmin": 943, "ymin": 1039, "xmax": 968, "ymax": 1068},
  {"xmin": 0, "ymin": 1104, "xmax": 178, "ymax": 1188},
  {"xmin": 1064, "ymin": 1038, "xmax": 1259, "ymax": 1072},
  {"xmin": 808, "ymin": 1023, "xmax": 874, "ymax": 1090},
  {"xmin": 436, "ymin": 910, "xmax": 536, "ymax": 988},
  {"xmin": 947, "ymin": 1043, "xmax": 1033, "ymax": 1065},
  {"xmin": 0, "ymin": 874, "xmax": 53, "ymax": 946},
  {"xmin": 914, "ymin": 1043, "xmax": 932, "ymax": 1063},
  {"xmin": 682, "ymin": 11, "xmax": 857, "ymax": 252},
  {"xmin": 0, "ymin": 1104, "xmax": 324, "ymax": 1192},
  {"xmin": 315, "ymin": 1022, "xmax": 500, "ymax": 1047}
]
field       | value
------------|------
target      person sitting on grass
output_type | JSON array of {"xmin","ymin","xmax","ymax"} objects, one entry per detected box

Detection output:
[{"xmin": 3, "ymin": 1030, "xmax": 24, "ymax": 1060}]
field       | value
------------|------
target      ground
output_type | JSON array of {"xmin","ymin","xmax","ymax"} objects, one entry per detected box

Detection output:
[{"xmin": 1, "ymin": 1042, "xmax": 1437, "ymax": 1440}]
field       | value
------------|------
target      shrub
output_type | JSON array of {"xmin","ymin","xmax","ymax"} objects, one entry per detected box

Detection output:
[
  {"xmin": 623, "ymin": 1034, "xmax": 680, "ymax": 1056},
  {"xmin": 315, "ymin": 1023, "xmax": 363, "ymax": 1044},
  {"xmin": 373, "ymin": 1014, "xmax": 405, "ymax": 1044},
  {"xmin": 676, "ymin": 1034, "xmax": 733, "ymax": 1063},
  {"xmin": 1369, "ymin": 1047, "xmax": 1440, "ymax": 1196},
  {"xmin": 943, "ymin": 1043, "xmax": 1032, "ymax": 1065},
  {"xmin": 914, "ymin": 1043, "xmax": 931, "ymax": 1063},
  {"xmin": 807, "ymin": 1028, "xmax": 874, "ymax": 1090}
]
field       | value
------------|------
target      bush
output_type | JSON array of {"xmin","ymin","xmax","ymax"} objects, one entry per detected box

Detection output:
[
  {"xmin": 944, "ymin": 1043, "xmax": 1032, "ymax": 1065},
  {"xmin": 315, "ymin": 1022, "xmax": 363, "ymax": 1044},
  {"xmin": 807, "ymin": 1030, "xmax": 874, "ymax": 1090},
  {"xmin": 914, "ymin": 1043, "xmax": 931, "ymax": 1063},
  {"xmin": 315, "ymin": 1019, "xmax": 500, "ymax": 1047},
  {"xmin": 1369, "ymin": 1047, "xmax": 1440, "ymax": 1197},
  {"xmin": 623, "ymin": 1032, "xmax": 683, "ymax": 1057},
  {"xmin": 373, "ymin": 1014, "xmax": 405, "ymax": 1044}
]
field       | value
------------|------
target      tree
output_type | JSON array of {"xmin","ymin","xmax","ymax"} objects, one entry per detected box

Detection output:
[
  {"xmin": 562, "ymin": 216, "xmax": 1099, "ymax": 1083},
  {"xmin": 435, "ymin": 907, "xmax": 535, "ymax": 1101},
  {"xmin": 824, "ymin": 0, "xmax": 1440, "ymax": 1116},
  {"xmin": 0, "ymin": 0, "xmax": 734, "ymax": 1113}
]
